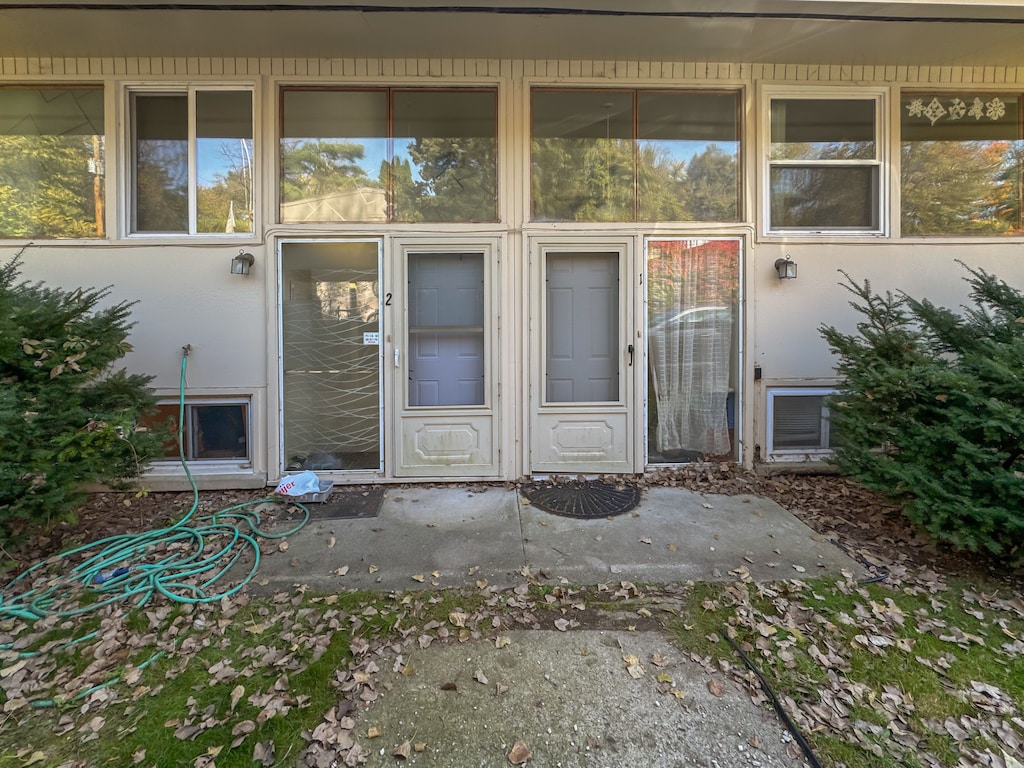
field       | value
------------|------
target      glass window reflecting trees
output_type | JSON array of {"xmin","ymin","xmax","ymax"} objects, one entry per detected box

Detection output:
[
  {"xmin": 767, "ymin": 95, "xmax": 882, "ymax": 232},
  {"xmin": 0, "ymin": 87, "xmax": 105, "ymax": 238},
  {"xmin": 130, "ymin": 88, "xmax": 254, "ymax": 235},
  {"xmin": 901, "ymin": 93, "xmax": 1023, "ymax": 236},
  {"xmin": 531, "ymin": 89, "xmax": 741, "ymax": 222},
  {"xmin": 280, "ymin": 88, "xmax": 497, "ymax": 223}
]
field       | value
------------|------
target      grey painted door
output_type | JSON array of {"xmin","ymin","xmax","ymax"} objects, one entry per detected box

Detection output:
[{"xmin": 531, "ymin": 241, "xmax": 635, "ymax": 474}]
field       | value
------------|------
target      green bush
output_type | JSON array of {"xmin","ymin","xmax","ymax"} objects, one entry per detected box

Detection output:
[
  {"xmin": 0, "ymin": 254, "xmax": 163, "ymax": 543},
  {"xmin": 821, "ymin": 264, "xmax": 1024, "ymax": 562}
]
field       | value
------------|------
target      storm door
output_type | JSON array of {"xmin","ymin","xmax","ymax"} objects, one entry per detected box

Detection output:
[
  {"xmin": 530, "ymin": 240, "xmax": 637, "ymax": 473},
  {"xmin": 393, "ymin": 240, "xmax": 499, "ymax": 477},
  {"xmin": 279, "ymin": 239, "xmax": 383, "ymax": 474},
  {"xmin": 645, "ymin": 237, "xmax": 741, "ymax": 464}
]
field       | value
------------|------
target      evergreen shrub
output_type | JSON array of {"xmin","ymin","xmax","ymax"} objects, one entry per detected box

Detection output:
[
  {"xmin": 821, "ymin": 264, "xmax": 1024, "ymax": 562},
  {"xmin": 0, "ymin": 255, "xmax": 163, "ymax": 543}
]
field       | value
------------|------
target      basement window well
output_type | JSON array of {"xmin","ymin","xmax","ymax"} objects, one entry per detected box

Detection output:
[
  {"xmin": 765, "ymin": 388, "xmax": 838, "ymax": 460},
  {"xmin": 148, "ymin": 400, "xmax": 250, "ymax": 463}
]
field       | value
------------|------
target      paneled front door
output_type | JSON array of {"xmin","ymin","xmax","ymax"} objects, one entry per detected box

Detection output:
[
  {"xmin": 392, "ymin": 238, "xmax": 500, "ymax": 477},
  {"xmin": 529, "ymin": 239, "xmax": 638, "ymax": 474}
]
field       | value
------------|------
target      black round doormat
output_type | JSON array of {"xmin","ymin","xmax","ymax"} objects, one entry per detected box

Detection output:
[{"xmin": 521, "ymin": 480, "xmax": 642, "ymax": 519}]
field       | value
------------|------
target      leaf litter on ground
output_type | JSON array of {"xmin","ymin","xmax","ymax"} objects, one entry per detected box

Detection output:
[{"xmin": 3, "ymin": 470, "xmax": 1023, "ymax": 767}]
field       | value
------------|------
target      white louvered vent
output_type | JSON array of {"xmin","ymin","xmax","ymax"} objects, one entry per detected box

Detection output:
[{"xmin": 766, "ymin": 388, "xmax": 837, "ymax": 460}]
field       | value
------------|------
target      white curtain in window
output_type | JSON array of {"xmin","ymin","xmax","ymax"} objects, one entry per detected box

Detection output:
[{"xmin": 648, "ymin": 243, "xmax": 734, "ymax": 456}]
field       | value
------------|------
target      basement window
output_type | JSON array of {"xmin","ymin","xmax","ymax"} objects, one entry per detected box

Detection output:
[
  {"xmin": 149, "ymin": 400, "xmax": 250, "ymax": 462},
  {"xmin": 766, "ymin": 388, "xmax": 838, "ymax": 460}
]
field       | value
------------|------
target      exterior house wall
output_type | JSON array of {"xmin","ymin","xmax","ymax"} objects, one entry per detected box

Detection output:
[{"xmin": 4, "ymin": 55, "xmax": 1024, "ymax": 485}]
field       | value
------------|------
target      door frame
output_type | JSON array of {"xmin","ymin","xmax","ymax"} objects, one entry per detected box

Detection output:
[
  {"xmin": 389, "ymin": 236, "xmax": 503, "ymax": 478},
  {"xmin": 528, "ymin": 236, "xmax": 643, "ymax": 475}
]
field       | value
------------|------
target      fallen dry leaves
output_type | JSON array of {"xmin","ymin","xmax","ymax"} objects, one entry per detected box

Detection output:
[{"xmin": 4, "ymin": 472, "xmax": 1022, "ymax": 767}]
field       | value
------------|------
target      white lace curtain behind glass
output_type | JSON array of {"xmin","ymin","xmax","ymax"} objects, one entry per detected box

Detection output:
[{"xmin": 648, "ymin": 240, "xmax": 737, "ymax": 456}]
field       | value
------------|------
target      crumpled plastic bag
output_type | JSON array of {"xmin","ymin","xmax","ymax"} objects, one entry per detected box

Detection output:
[{"xmin": 274, "ymin": 470, "xmax": 320, "ymax": 497}]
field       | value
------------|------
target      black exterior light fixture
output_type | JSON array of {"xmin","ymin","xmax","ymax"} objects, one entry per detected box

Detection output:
[
  {"xmin": 774, "ymin": 255, "xmax": 797, "ymax": 279},
  {"xmin": 231, "ymin": 250, "xmax": 255, "ymax": 276}
]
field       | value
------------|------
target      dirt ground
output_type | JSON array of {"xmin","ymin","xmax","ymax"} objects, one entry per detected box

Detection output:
[{"xmin": 10, "ymin": 465, "xmax": 1022, "ymax": 590}]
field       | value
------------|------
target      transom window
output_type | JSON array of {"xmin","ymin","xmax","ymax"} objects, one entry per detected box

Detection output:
[
  {"xmin": 279, "ymin": 88, "xmax": 497, "ymax": 223},
  {"xmin": 766, "ymin": 91, "xmax": 884, "ymax": 234},
  {"xmin": 531, "ymin": 88, "xmax": 741, "ymax": 222},
  {"xmin": 901, "ymin": 92, "xmax": 1023, "ymax": 236},
  {"xmin": 129, "ymin": 87, "xmax": 254, "ymax": 235},
  {"xmin": 0, "ymin": 86, "xmax": 105, "ymax": 239}
]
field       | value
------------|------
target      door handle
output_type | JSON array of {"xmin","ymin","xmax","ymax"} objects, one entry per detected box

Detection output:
[
  {"xmin": 627, "ymin": 344, "xmax": 634, "ymax": 367},
  {"xmin": 394, "ymin": 348, "xmax": 400, "ymax": 368}
]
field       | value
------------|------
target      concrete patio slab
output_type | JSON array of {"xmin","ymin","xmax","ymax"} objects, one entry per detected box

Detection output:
[{"xmin": 253, "ymin": 484, "xmax": 860, "ymax": 593}]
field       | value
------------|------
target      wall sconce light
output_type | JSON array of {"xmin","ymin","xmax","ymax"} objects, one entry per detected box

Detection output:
[
  {"xmin": 774, "ymin": 256, "xmax": 798, "ymax": 280},
  {"xmin": 230, "ymin": 250, "xmax": 255, "ymax": 276}
]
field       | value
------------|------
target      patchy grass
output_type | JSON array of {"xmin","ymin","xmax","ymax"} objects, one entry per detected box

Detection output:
[
  {"xmin": 666, "ymin": 573, "xmax": 1024, "ymax": 768},
  {"xmin": 2, "ymin": 572, "xmax": 1022, "ymax": 768}
]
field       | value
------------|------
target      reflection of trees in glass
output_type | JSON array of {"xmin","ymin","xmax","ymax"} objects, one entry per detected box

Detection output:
[
  {"xmin": 393, "ymin": 137, "xmax": 496, "ymax": 222},
  {"xmin": 683, "ymin": 145, "xmax": 738, "ymax": 222},
  {"xmin": 197, "ymin": 139, "xmax": 254, "ymax": 234},
  {"xmin": 281, "ymin": 137, "xmax": 496, "ymax": 223},
  {"xmin": 769, "ymin": 140, "xmax": 874, "ymax": 161},
  {"xmin": 532, "ymin": 138, "xmax": 635, "ymax": 221},
  {"xmin": 637, "ymin": 143, "xmax": 688, "ymax": 221},
  {"xmin": 135, "ymin": 139, "xmax": 187, "ymax": 232},
  {"xmin": 902, "ymin": 140, "xmax": 1023, "ymax": 235},
  {"xmin": 280, "ymin": 139, "xmax": 376, "ymax": 202},
  {"xmin": 536, "ymin": 138, "xmax": 738, "ymax": 223},
  {"xmin": 0, "ymin": 135, "xmax": 103, "ymax": 238},
  {"xmin": 769, "ymin": 141, "xmax": 876, "ymax": 229}
]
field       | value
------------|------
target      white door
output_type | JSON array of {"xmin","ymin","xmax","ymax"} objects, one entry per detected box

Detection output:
[
  {"xmin": 393, "ymin": 239, "xmax": 500, "ymax": 477},
  {"xmin": 530, "ymin": 239, "xmax": 638, "ymax": 474}
]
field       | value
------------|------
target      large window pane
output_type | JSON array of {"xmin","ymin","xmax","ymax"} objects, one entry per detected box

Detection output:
[
  {"xmin": 280, "ymin": 89, "xmax": 388, "ymax": 222},
  {"xmin": 408, "ymin": 252, "xmax": 485, "ymax": 407},
  {"xmin": 532, "ymin": 89, "xmax": 741, "ymax": 223},
  {"xmin": 133, "ymin": 94, "xmax": 188, "ymax": 232},
  {"xmin": 901, "ymin": 93, "xmax": 1023, "ymax": 235},
  {"xmin": 196, "ymin": 90, "xmax": 253, "ymax": 234},
  {"xmin": 770, "ymin": 166, "xmax": 878, "ymax": 229},
  {"xmin": 647, "ymin": 239, "xmax": 738, "ymax": 462},
  {"xmin": 770, "ymin": 98, "xmax": 876, "ymax": 161},
  {"xmin": 532, "ymin": 90, "xmax": 634, "ymax": 221},
  {"xmin": 131, "ymin": 88, "xmax": 255, "ymax": 236},
  {"xmin": 767, "ymin": 95, "xmax": 881, "ymax": 232},
  {"xmin": 392, "ymin": 91, "xmax": 497, "ymax": 223},
  {"xmin": 637, "ymin": 91, "xmax": 740, "ymax": 221},
  {"xmin": 0, "ymin": 87, "xmax": 105, "ymax": 239}
]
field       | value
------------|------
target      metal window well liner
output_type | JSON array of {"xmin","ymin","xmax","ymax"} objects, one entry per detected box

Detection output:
[{"xmin": 521, "ymin": 480, "xmax": 642, "ymax": 519}]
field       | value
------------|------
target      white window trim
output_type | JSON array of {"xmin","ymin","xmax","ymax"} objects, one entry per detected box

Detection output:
[
  {"xmin": 760, "ymin": 85, "xmax": 889, "ymax": 240},
  {"xmin": 765, "ymin": 386, "xmax": 837, "ymax": 462},
  {"xmin": 120, "ymin": 82, "xmax": 258, "ymax": 239}
]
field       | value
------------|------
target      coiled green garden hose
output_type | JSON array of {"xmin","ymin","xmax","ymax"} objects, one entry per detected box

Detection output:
[{"xmin": 1, "ymin": 353, "xmax": 309, "ymax": 624}]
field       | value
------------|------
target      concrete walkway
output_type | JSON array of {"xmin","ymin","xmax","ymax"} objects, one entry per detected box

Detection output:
[{"xmin": 255, "ymin": 485, "xmax": 860, "ymax": 592}]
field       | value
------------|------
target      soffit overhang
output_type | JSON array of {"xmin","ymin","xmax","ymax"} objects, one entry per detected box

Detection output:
[{"xmin": 0, "ymin": 1, "xmax": 1022, "ymax": 68}]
